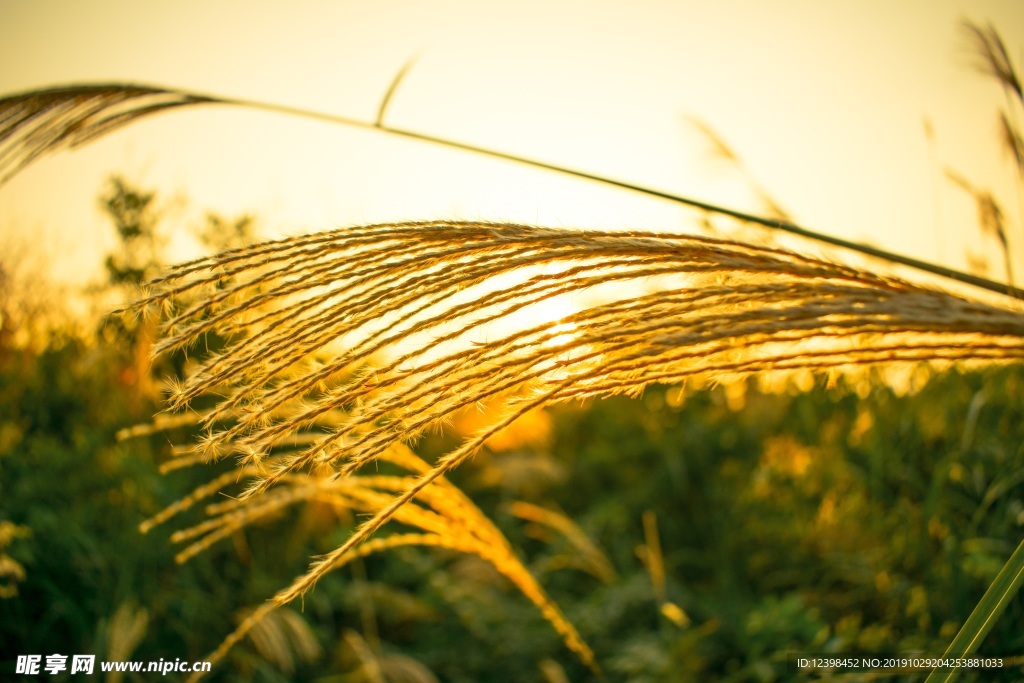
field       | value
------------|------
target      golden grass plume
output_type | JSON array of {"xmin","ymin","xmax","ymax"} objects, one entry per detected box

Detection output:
[
  {"xmin": 143, "ymin": 438, "xmax": 597, "ymax": 678},
  {"xmin": 0, "ymin": 84, "xmax": 213, "ymax": 185},
  {"xmin": 130, "ymin": 220, "xmax": 1024, "ymax": 656},
  {"xmin": 4, "ymin": 81, "xmax": 1021, "ymax": 299}
]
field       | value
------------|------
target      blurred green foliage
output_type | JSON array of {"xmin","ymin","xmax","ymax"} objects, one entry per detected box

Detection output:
[
  {"xmin": 535, "ymin": 370, "xmax": 1024, "ymax": 682},
  {"xmin": 1, "ymin": 179, "xmax": 1023, "ymax": 682}
]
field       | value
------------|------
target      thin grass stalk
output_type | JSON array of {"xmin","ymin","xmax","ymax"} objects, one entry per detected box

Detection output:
[
  {"xmin": 923, "ymin": 536, "xmax": 1024, "ymax": 683},
  {"xmin": 4, "ymin": 84, "xmax": 1023, "ymax": 299}
]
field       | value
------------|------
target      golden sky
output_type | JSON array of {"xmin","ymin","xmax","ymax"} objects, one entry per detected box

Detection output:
[{"xmin": 1, "ymin": 0, "xmax": 1023, "ymax": 289}]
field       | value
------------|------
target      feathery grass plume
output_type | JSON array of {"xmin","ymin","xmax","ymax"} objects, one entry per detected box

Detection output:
[
  {"xmin": 141, "ymin": 440, "xmax": 597, "ymax": 678},
  {"xmin": 509, "ymin": 501, "xmax": 618, "ymax": 584},
  {"xmin": 945, "ymin": 169, "xmax": 1014, "ymax": 288},
  {"xmin": 343, "ymin": 630, "xmax": 440, "ymax": 683},
  {"xmin": 686, "ymin": 117, "xmax": 792, "ymax": 223},
  {"xmin": 240, "ymin": 607, "xmax": 321, "ymax": 677},
  {"xmin": 4, "ymin": 82, "xmax": 1021, "ymax": 300},
  {"xmin": 133, "ymin": 220, "xmax": 1024, "ymax": 674},
  {"xmin": 999, "ymin": 110, "xmax": 1024, "ymax": 175},
  {"xmin": 104, "ymin": 602, "xmax": 149, "ymax": 683},
  {"xmin": 959, "ymin": 19, "xmax": 1024, "ymax": 275},
  {"xmin": 344, "ymin": 630, "xmax": 386, "ymax": 683},
  {"xmin": 0, "ymin": 84, "xmax": 215, "ymax": 184},
  {"xmin": 960, "ymin": 20, "xmax": 1022, "ymax": 103}
]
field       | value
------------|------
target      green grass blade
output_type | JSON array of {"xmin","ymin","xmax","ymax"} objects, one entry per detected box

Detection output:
[{"xmin": 924, "ymin": 535, "xmax": 1024, "ymax": 683}]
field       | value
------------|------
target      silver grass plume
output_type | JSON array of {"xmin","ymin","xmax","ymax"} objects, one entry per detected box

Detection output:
[
  {"xmin": 143, "ymin": 442, "xmax": 596, "ymax": 677},
  {"xmin": 0, "ymin": 84, "xmax": 215, "ymax": 184},
  {"xmin": 131, "ymin": 220, "xmax": 1024, "ymax": 633},
  {"xmin": 960, "ymin": 20, "xmax": 1023, "ymax": 103},
  {"xmin": 2, "ymin": 81, "xmax": 1021, "ymax": 299}
]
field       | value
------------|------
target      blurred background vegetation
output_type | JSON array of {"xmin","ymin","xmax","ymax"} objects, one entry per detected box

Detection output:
[{"xmin": 1, "ymin": 176, "xmax": 1023, "ymax": 682}]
